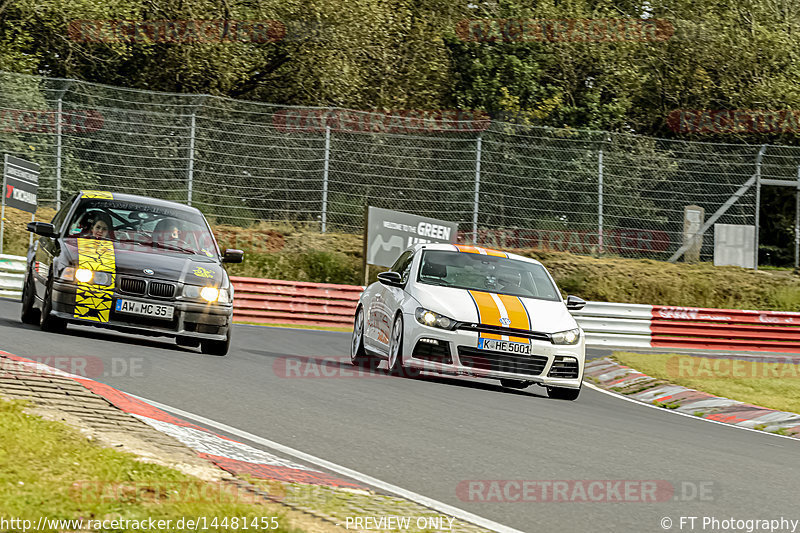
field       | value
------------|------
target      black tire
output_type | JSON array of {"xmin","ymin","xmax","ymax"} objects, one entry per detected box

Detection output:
[
  {"xmin": 388, "ymin": 314, "xmax": 404, "ymax": 374},
  {"xmin": 40, "ymin": 276, "xmax": 67, "ymax": 333},
  {"xmin": 201, "ymin": 326, "xmax": 231, "ymax": 356},
  {"xmin": 500, "ymin": 379, "xmax": 533, "ymax": 390},
  {"xmin": 20, "ymin": 270, "xmax": 41, "ymax": 325},
  {"xmin": 176, "ymin": 336, "xmax": 201, "ymax": 348},
  {"xmin": 547, "ymin": 386, "xmax": 581, "ymax": 401},
  {"xmin": 350, "ymin": 307, "xmax": 378, "ymax": 368}
]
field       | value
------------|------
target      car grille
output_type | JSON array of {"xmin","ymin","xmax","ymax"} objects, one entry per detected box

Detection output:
[
  {"xmin": 548, "ymin": 357, "xmax": 579, "ymax": 379},
  {"xmin": 457, "ymin": 346, "xmax": 548, "ymax": 376},
  {"xmin": 457, "ymin": 323, "xmax": 551, "ymax": 342},
  {"xmin": 149, "ymin": 281, "xmax": 175, "ymax": 298},
  {"xmin": 120, "ymin": 277, "xmax": 146, "ymax": 294},
  {"xmin": 412, "ymin": 339, "xmax": 452, "ymax": 364}
]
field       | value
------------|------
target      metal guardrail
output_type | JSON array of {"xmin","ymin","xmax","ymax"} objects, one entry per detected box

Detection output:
[{"xmin": 0, "ymin": 254, "xmax": 26, "ymax": 300}]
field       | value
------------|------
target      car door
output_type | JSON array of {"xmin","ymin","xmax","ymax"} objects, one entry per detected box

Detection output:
[
  {"xmin": 367, "ymin": 250, "xmax": 415, "ymax": 354},
  {"xmin": 364, "ymin": 250, "xmax": 412, "ymax": 353},
  {"xmin": 31, "ymin": 199, "xmax": 71, "ymax": 296}
]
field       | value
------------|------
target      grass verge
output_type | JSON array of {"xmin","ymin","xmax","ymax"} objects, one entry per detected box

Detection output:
[
  {"xmin": 0, "ymin": 398, "xmax": 310, "ymax": 532},
  {"xmin": 612, "ymin": 352, "xmax": 800, "ymax": 414}
]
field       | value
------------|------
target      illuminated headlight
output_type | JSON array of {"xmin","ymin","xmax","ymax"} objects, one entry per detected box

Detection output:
[
  {"xmin": 414, "ymin": 307, "xmax": 455, "ymax": 330},
  {"xmin": 75, "ymin": 268, "xmax": 93, "ymax": 283},
  {"xmin": 551, "ymin": 328, "xmax": 581, "ymax": 345},
  {"xmin": 200, "ymin": 287, "xmax": 219, "ymax": 302},
  {"xmin": 72, "ymin": 268, "xmax": 113, "ymax": 286}
]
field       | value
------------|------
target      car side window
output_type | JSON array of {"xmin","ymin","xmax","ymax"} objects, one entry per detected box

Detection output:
[
  {"xmin": 389, "ymin": 251, "xmax": 412, "ymax": 274},
  {"xmin": 50, "ymin": 198, "xmax": 73, "ymax": 234},
  {"xmin": 398, "ymin": 253, "xmax": 414, "ymax": 284}
]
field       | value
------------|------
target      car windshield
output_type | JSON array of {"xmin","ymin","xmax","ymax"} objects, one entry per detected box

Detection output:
[
  {"xmin": 417, "ymin": 250, "xmax": 561, "ymax": 301},
  {"xmin": 65, "ymin": 198, "xmax": 219, "ymax": 258}
]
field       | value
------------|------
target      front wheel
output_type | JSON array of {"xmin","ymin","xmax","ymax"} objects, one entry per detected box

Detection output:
[
  {"xmin": 40, "ymin": 276, "xmax": 67, "ymax": 333},
  {"xmin": 20, "ymin": 270, "xmax": 41, "ymax": 325},
  {"xmin": 547, "ymin": 386, "xmax": 581, "ymax": 401},
  {"xmin": 387, "ymin": 314, "xmax": 405, "ymax": 374},
  {"xmin": 201, "ymin": 326, "xmax": 231, "ymax": 356}
]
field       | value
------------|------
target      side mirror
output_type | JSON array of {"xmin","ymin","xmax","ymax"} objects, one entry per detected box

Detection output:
[
  {"xmin": 565, "ymin": 295, "xmax": 586, "ymax": 311},
  {"xmin": 377, "ymin": 271, "xmax": 403, "ymax": 287},
  {"xmin": 222, "ymin": 249, "xmax": 244, "ymax": 264},
  {"xmin": 27, "ymin": 222, "xmax": 57, "ymax": 238}
]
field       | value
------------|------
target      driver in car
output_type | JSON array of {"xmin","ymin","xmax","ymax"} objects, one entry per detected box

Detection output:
[{"xmin": 152, "ymin": 218, "xmax": 189, "ymax": 250}]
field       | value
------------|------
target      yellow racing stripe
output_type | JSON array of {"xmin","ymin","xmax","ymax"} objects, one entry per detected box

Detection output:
[
  {"xmin": 81, "ymin": 190, "xmax": 114, "ymax": 199},
  {"xmin": 469, "ymin": 290, "xmax": 502, "ymax": 340},
  {"xmin": 455, "ymin": 244, "xmax": 507, "ymax": 257},
  {"xmin": 497, "ymin": 294, "xmax": 531, "ymax": 343},
  {"xmin": 73, "ymin": 238, "xmax": 116, "ymax": 322}
]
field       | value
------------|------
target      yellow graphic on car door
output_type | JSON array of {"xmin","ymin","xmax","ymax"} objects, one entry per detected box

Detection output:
[{"xmin": 74, "ymin": 238, "xmax": 116, "ymax": 322}]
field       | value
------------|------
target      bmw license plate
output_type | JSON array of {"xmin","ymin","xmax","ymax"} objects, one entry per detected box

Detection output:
[
  {"xmin": 115, "ymin": 299, "xmax": 174, "ymax": 320},
  {"xmin": 478, "ymin": 338, "xmax": 531, "ymax": 355}
]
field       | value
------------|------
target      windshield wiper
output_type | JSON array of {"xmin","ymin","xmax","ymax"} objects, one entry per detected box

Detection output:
[{"xmin": 155, "ymin": 242, "xmax": 197, "ymax": 255}]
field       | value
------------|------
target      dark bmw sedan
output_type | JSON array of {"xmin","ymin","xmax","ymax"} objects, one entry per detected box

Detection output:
[{"xmin": 21, "ymin": 190, "xmax": 243, "ymax": 355}]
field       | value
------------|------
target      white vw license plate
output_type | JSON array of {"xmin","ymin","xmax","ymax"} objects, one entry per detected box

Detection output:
[
  {"xmin": 478, "ymin": 338, "xmax": 531, "ymax": 355},
  {"xmin": 115, "ymin": 299, "xmax": 174, "ymax": 320}
]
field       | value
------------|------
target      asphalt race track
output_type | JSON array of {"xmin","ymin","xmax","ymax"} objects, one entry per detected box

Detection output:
[{"xmin": 0, "ymin": 298, "xmax": 798, "ymax": 533}]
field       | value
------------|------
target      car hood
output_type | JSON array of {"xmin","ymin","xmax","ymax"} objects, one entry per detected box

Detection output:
[
  {"xmin": 410, "ymin": 284, "xmax": 577, "ymax": 333},
  {"xmin": 61, "ymin": 238, "xmax": 226, "ymax": 286}
]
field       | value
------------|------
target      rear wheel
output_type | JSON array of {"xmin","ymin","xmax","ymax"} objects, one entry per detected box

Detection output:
[
  {"xmin": 350, "ymin": 307, "xmax": 377, "ymax": 368},
  {"xmin": 200, "ymin": 326, "xmax": 231, "ymax": 356},
  {"xmin": 547, "ymin": 386, "xmax": 581, "ymax": 401},
  {"xmin": 20, "ymin": 270, "xmax": 41, "ymax": 325},
  {"xmin": 500, "ymin": 379, "xmax": 533, "ymax": 390},
  {"xmin": 40, "ymin": 276, "xmax": 67, "ymax": 333}
]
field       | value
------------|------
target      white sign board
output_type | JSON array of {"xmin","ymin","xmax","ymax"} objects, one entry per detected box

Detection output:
[{"xmin": 714, "ymin": 224, "xmax": 755, "ymax": 269}]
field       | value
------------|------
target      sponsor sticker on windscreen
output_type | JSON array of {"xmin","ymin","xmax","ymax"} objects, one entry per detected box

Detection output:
[
  {"xmin": 478, "ymin": 338, "xmax": 531, "ymax": 355},
  {"xmin": 115, "ymin": 299, "xmax": 174, "ymax": 320}
]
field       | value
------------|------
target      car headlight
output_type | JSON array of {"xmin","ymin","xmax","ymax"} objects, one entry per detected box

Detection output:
[
  {"xmin": 551, "ymin": 328, "xmax": 581, "ymax": 345},
  {"xmin": 72, "ymin": 268, "xmax": 113, "ymax": 286},
  {"xmin": 200, "ymin": 287, "xmax": 219, "ymax": 302},
  {"xmin": 183, "ymin": 285, "xmax": 227, "ymax": 303},
  {"xmin": 415, "ymin": 307, "xmax": 455, "ymax": 330}
]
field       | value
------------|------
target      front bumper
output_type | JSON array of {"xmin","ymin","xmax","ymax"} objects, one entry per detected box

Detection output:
[
  {"xmin": 402, "ymin": 313, "xmax": 585, "ymax": 389},
  {"xmin": 51, "ymin": 280, "xmax": 232, "ymax": 340}
]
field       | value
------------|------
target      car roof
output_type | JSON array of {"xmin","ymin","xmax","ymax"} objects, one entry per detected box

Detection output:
[
  {"xmin": 75, "ymin": 190, "xmax": 201, "ymax": 214},
  {"xmin": 409, "ymin": 243, "xmax": 543, "ymax": 266}
]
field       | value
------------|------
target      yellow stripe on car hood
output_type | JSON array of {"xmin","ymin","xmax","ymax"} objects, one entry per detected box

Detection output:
[{"xmin": 73, "ymin": 238, "xmax": 116, "ymax": 322}]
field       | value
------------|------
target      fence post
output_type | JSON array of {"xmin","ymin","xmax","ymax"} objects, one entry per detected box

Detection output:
[
  {"xmin": 187, "ymin": 111, "xmax": 196, "ymax": 206},
  {"xmin": 598, "ymin": 149, "xmax": 604, "ymax": 253},
  {"xmin": 321, "ymin": 125, "xmax": 331, "ymax": 233},
  {"xmin": 754, "ymin": 145, "xmax": 766, "ymax": 270},
  {"xmin": 795, "ymin": 166, "xmax": 800, "ymax": 270},
  {"xmin": 54, "ymin": 81, "xmax": 72, "ymax": 210},
  {"xmin": 55, "ymin": 96, "xmax": 63, "ymax": 210},
  {"xmin": 472, "ymin": 134, "xmax": 482, "ymax": 244}
]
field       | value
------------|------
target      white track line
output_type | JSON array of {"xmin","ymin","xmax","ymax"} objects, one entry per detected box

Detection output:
[
  {"xmin": 126, "ymin": 392, "xmax": 525, "ymax": 533},
  {"xmin": 584, "ymin": 382, "xmax": 799, "ymax": 443}
]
